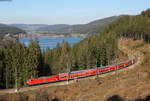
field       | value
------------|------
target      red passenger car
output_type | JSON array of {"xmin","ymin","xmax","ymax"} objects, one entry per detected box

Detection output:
[{"xmin": 27, "ymin": 59, "xmax": 136, "ymax": 85}]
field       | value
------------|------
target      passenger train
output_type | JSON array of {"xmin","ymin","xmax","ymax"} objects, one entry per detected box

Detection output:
[{"xmin": 27, "ymin": 59, "xmax": 136, "ymax": 85}]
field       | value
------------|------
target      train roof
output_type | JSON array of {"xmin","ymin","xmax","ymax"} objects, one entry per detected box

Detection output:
[{"xmin": 29, "ymin": 59, "xmax": 133, "ymax": 80}]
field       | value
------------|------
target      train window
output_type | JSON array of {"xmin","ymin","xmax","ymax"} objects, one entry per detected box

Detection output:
[
  {"xmin": 70, "ymin": 70, "xmax": 84, "ymax": 74},
  {"xmin": 60, "ymin": 76, "xmax": 67, "ymax": 78}
]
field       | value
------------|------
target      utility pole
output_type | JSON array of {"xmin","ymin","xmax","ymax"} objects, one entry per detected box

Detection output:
[
  {"xmin": 67, "ymin": 63, "xmax": 70, "ymax": 85},
  {"xmin": 115, "ymin": 55, "xmax": 118, "ymax": 76},
  {"xmin": 15, "ymin": 66, "xmax": 18, "ymax": 92},
  {"xmin": 5, "ymin": 68, "xmax": 8, "ymax": 89},
  {"xmin": 96, "ymin": 60, "xmax": 98, "ymax": 78}
]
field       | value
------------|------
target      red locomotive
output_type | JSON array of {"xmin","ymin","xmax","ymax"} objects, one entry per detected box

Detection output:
[{"xmin": 27, "ymin": 59, "xmax": 136, "ymax": 85}]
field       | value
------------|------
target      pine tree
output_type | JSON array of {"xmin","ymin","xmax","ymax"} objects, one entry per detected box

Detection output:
[{"xmin": 27, "ymin": 40, "xmax": 42, "ymax": 78}]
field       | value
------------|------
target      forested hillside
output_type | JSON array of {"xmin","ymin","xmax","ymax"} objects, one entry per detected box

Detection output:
[
  {"xmin": 0, "ymin": 9, "xmax": 150, "ymax": 89},
  {"xmin": 0, "ymin": 24, "xmax": 25, "ymax": 36},
  {"xmin": 100, "ymin": 9, "xmax": 150, "ymax": 42}
]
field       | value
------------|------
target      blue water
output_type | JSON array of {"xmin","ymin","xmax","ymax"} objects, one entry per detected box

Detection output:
[{"xmin": 19, "ymin": 37, "xmax": 83, "ymax": 50}]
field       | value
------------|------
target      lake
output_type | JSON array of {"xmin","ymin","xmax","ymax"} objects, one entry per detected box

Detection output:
[{"xmin": 19, "ymin": 37, "xmax": 84, "ymax": 50}]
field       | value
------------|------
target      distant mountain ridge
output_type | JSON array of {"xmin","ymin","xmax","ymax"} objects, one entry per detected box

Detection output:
[
  {"xmin": 9, "ymin": 24, "xmax": 48, "ymax": 33},
  {"xmin": 9, "ymin": 16, "xmax": 121, "ymax": 34}
]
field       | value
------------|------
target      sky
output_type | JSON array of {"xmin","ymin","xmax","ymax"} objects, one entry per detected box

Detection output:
[{"xmin": 0, "ymin": 0, "xmax": 149, "ymax": 25}]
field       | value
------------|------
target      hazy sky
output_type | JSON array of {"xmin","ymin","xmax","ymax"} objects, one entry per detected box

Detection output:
[{"xmin": 0, "ymin": 0, "xmax": 149, "ymax": 24}]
